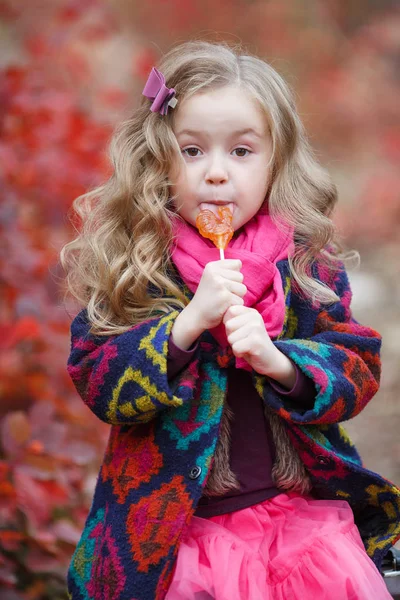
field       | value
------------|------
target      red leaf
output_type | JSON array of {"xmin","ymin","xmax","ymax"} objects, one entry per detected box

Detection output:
[
  {"xmin": 24, "ymin": 36, "xmax": 50, "ymax": 60},
  {"xmin": 14, "ymin": 469, "xmax": 51, "ymax": 528},
  {"xmin": 0, "ymin": 530, "xmax": 25, "ymax": 551},
  {"xmin": 2, "ymin": 317, "xmax": 41, "ymax": 349},
  {"xmin": 1, "ymin": 412, "xmax": 31, "ymax": 457},
  {"xmin": 51, "ymin": 519, "xmax": 81, "ymax": 545}
]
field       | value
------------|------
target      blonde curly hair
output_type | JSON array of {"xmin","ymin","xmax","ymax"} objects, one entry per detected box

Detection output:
[{"xmin": 60, "ymin": 40, "xmax": 357, "ymax": 336}]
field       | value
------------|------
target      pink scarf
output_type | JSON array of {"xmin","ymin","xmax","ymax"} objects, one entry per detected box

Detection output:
[{"xmin": 171, "ymin": 211, "xmax": 294, "ymax": 372}]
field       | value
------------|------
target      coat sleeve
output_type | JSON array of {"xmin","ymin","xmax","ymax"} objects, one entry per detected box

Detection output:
[
  {"xmin": 67, "ymin": 309, "xmax": 200, "ymax": 425},
  {"xmin": 254, "ymin": 262, "xmax": 382, "ymax": 425}
]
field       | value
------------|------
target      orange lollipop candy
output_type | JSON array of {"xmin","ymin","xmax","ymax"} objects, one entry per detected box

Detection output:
[{"xmin": 196, "ymin": 206, "xmax": 234, "ymax": 259}]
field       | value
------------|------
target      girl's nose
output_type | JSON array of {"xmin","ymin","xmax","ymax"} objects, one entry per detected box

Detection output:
[{"xmin": 205, "ymin": 155, "xmax": 228, "ymax": 184}]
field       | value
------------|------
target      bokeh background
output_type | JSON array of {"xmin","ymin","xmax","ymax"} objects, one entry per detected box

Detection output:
[{"xmin": 0, "ymin": 1, "xmax": 399, "ymax": 598}]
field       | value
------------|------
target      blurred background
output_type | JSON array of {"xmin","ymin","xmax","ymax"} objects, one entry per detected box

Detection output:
[{"xmin": 0, "ymin": 0, "xmax": 399, "ymax": 598}]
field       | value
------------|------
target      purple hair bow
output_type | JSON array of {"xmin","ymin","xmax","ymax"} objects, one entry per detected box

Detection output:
[{"xmin": 142, "ymin": 67, "xmax": 178, "ymax": 116}]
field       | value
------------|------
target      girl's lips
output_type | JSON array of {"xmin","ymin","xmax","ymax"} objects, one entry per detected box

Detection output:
[{"xmin": 199, "ymin": 202, "xmax": 234, "ymax": 216}]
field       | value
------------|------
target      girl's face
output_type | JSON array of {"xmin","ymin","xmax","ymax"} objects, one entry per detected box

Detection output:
[{"xmin": 170, "ymin": 85, "xmax": 273, "ymax": 232}]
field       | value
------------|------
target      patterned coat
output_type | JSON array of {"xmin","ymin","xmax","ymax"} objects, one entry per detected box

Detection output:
[{"xmin": 66, "ymin": 259, "xmax": 400, "ymax": 600}]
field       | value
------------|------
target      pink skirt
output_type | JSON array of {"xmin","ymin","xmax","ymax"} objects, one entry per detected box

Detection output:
[{"xmin": 165, "ymin": 492, "xmax": 392, "ymax": 600}]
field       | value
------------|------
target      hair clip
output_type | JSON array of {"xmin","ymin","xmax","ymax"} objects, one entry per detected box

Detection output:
[{"xmin": 142, "ymin": 67, "xmax": 178, "ymax": 116}]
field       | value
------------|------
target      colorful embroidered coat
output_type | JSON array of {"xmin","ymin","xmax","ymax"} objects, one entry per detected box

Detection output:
[{"xmin": 66, "ymin": 259, "xmax": 400, "ymax": 600}]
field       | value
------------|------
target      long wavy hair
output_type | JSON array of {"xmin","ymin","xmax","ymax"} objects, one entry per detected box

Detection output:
[{"xmin": 60, "ymin": 40, "xmax": 357, "ymax": 336}]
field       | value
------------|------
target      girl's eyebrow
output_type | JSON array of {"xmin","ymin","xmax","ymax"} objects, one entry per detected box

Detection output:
[{"xmin": 176, "ymin": 127, "xmax": 263, "ymax": 139}]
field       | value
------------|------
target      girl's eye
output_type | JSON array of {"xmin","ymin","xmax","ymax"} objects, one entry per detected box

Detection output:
[
  {"xmin": 182, "ymin": 147, "xmax": 201, "ymax": 157},
  {"xmin": 233, "ymin": 148, "xmax": 251, "ymax": 157}
]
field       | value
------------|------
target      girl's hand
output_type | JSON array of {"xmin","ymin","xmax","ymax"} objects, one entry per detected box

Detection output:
[
  {"xmin": 223, "ymin": 305, "xmax": 296, "ymax": 387},
  {"xmin": 188, "ymin": 259, "xmax": 247, "ymax": 332}
]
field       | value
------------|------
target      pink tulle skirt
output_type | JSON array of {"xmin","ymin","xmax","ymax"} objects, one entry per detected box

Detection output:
[{"xmin": 165, "ymin": 492, "xmax": 391, "ymax": 600}]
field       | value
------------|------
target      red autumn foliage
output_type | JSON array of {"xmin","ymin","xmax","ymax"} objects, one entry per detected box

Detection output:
[
  {"xmin": 0, "ymin": 1, "xmax": 399, "ymax": 599},
  {"xmin": 0, "ymin": 6, "xmax": 113, "ymax": 596}
]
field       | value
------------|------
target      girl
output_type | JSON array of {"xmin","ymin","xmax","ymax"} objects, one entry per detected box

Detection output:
[{"xmin": 61, "ymin": 41, "xmax": 400, "ymax": 600}]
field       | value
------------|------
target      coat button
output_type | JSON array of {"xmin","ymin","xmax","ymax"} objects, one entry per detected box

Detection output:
[
  {"xmin": 189, "ymin": 466, "xmax": 202, "ymax": 480},
  {"xmin": 316, "ymin": 455, "xmax": 332, "ymax": 466}
]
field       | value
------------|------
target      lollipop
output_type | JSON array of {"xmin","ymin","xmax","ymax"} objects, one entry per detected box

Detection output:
[{"xmin": 196, "ymin": 205, "xmax": 234, "ymax": 259}]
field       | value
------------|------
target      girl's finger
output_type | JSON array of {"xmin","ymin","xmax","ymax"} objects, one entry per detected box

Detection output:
[
  {"xmin": 223, "ymin": 304, "xmax": 247, "ymax": 324},
  {"xmin": 225, "ymin": 281, "xmax": 247, "ymax": 297},
  {"xmin": 219, "ymin": 270, "xmax": 244, "ymax": 282},
  {"xmin": 231, "ymin": 338, "xmax": 250, "ymax": 357},
  {"xmin": 227, "ymin": 326, "xmax": 250, "ymax": 346},
  {"xmin": 229, "ymin": 295, "xmax": 245, "ymax": 307},
  {"xmin": 225, "ymin": 313, "xmax": 251, "ymax": 333}
]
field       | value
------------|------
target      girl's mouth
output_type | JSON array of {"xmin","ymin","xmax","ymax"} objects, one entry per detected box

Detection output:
[{"xmin": 199, "ymin": 202, "xmax": 234, "ymax": 216}]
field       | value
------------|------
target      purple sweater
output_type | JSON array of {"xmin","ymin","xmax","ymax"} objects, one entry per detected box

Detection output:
[{"xmin": 167, "ymin": 333, "xmax": 317, "ymax": 517}]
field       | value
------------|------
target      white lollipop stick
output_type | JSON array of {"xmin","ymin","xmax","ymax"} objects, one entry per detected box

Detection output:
[{"xmin": 220, "ymin": 248, "xmax": 225, "ymax": 260}]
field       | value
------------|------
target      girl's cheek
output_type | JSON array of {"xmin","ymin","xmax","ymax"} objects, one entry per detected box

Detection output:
[{"xmin": 185, "ymin": 163, "xmax": 202, "ymax": 177}]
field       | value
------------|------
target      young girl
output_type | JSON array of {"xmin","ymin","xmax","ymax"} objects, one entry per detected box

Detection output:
[{"xmin": 61, "ymin": 41, "xmax": 400, "ymax": 600}]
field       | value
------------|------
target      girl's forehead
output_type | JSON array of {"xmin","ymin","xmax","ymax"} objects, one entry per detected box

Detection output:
[{"xmin": 174, "ymin": 86, "xmax": 268, "ymax": 135}]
